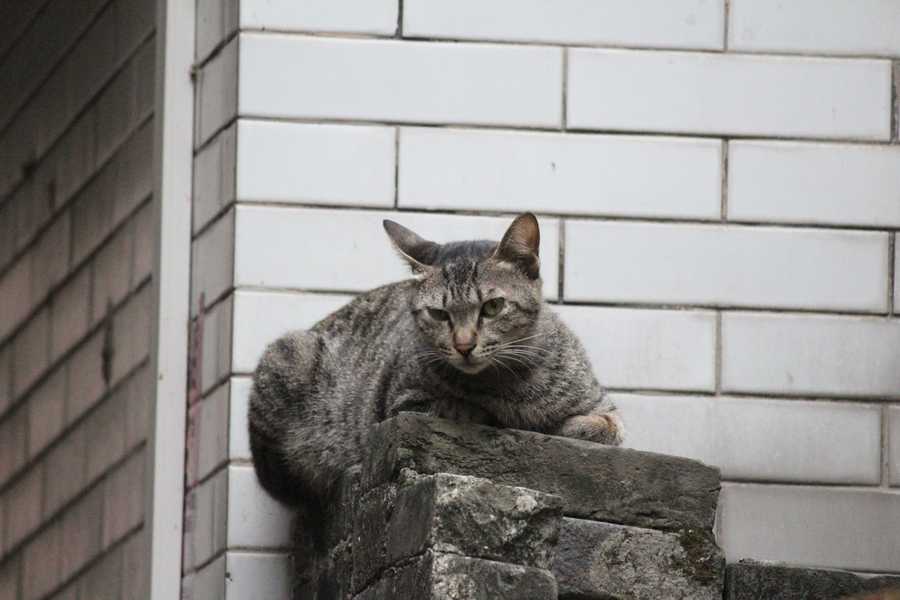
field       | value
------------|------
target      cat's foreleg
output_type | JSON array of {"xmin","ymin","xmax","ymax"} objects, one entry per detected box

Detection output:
[{"xmin": 553, "ymin": 406, "xmax": 625, "ymax": 446}]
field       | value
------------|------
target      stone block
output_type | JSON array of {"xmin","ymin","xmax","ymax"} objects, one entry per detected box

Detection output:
[
  {"xmin": 364, "ymin": 413, "xmax": 720, "ymax": 532},
  {"xmin": 554, "ymin": 518, "xmax": 723, "ymax": 600},
  {"xmin": 725, "ymin": 561, "xmax": 900, "ymax": 600}
]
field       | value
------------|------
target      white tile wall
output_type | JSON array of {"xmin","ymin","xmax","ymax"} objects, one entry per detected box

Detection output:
[
  {"xmin": 240, "ymin": 0, "xmax": 398, "ymax": 36},
  {"xmin": 568, "ymin": 49, "xmax": 892, "ymax": 140},
  {"xmin": 236, "ymin": 120, "xmax": 395, "ymax": 207},
  {"xmin": 554, "ymin": 305, "xmax": 716, "ymax": 391},
  {"xmin": 722, "ymin": 313, "xmax": 900, "ymax": 398},
  {"xmin": 718, "ymin": 484, "xmax": 900, "ymax": 572},
  {"xmin": 225, "ymin": 552, "xmax": 292, "ymax": 600},
  {"xmin": 728, "ymin": 141, "xmax": 900, "ymax": 227},
  {"xmin": 226, "ymin": 466, "xmax": 293, "ymax": 548},
  {"xmin": 232, "ymin": 290, "xmax": 351, "ymax": 373},
  {"xmin": 729, "ymin": 0, "xmax": 900, "ymax": 57},
  {"xmin": 228, "ymin": 377, "xmax": 253, "ymax": 460},
  {"xmin": 238, "ymin": 34, "xmax": 563, "ymax": 128},
  {"xmin": 895, "ymin": 240, "xmax": 899, "ymax": 312},
  {"xmin": 616, "ymin": 394, "xmax": 882, "ymax": 484},
  {"xmin": 196, "ymin": 0, "xmax": 239, "ymax": 63},
  {"xmin": 399, "ymin": 128, "xmax": 722, "ymax": 219},
  {"xmin": 234, "ymin": 206, "xmax": 560, "ymax": 299},
  {"xmin": 403, "ymin": 0, "xmax": 724, "ymax": 50},
  {"xmin": 565, "ymin": 221, "xmax": 889, "ymax": 312},
  {"xmin": 890, "ymin": 407, "xmax": 900, "ymax": 486}
]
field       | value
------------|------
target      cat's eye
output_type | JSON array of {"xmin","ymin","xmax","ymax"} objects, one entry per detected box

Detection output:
[
  {"xmin": 481, "ymin": 298, "xmax": 506, "ymax": 318},
  {"xmin": 427, "ymin": 308, "xmax": 451, "ymax": 322}
]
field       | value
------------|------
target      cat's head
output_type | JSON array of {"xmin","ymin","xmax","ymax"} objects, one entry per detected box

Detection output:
[{"xmin": 383, "ymin": 213, "xmax": 543, "ymax": 375}]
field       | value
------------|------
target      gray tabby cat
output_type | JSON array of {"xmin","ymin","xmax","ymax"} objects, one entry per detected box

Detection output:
[{"xmin": 249, "ymin": 213, "xmax": 623, "ymax": 507}]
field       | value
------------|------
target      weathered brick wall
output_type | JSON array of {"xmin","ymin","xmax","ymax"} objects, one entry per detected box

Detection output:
[
  {"xmin": 187, "ymin": 0, "xmax": 900, "ymax": 597},
  {"xmin": 0, "ymin": 1, "xmax": 157, "ymax": 598}
]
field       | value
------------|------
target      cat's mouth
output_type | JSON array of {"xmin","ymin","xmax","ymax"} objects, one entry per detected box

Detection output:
[{"xmin": 449, "ymin": 354, "xmax": 490, "ymax": 375}]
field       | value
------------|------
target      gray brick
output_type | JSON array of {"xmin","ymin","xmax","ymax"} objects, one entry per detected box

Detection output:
[
  {"xmin": 22, "ymin": 523, "xmax": 61, "ymax": 600},
  {"xmin": 12, "ymin": 309, "xmax": 50, "ymax": 399},
  {"xmin": 85, "ymin": 393, "xmax": 127, "ymax": 482},
  {"xmin": 122, "ymin": 529, "xmax": 149, "ymax": 600},
  {"xmin": 66, "ymin": 329, "xmax": 108, "ymax": 423},
  {"xmin": 30, "ymin": 215, "xmax": 71, "ymax": 304},
  {"xmin": 44, "ymin": 426, "xmax": 88, "ymax": 517},
  {"xmin": 0, "ymin": 404, "xmax": 28, "ymax": 487},
  {"xmin": 124, "ymin": 365, "xmax": 153, "ymax": 449},
  {"xmin": 111, "ymin": 285, "xmax": 152, "ymax": 384},
  {"xmin": 192, "ymin": 122, "xmax": 236, "ymax": 235},
  {"xmin": 92, "ymin": 221, "xmax": 134, "ymax": 326},
  {"xmin": 49, "ymin": 265, "xmax": 91, "ymax": 361},
  {"xmin": 131, "ymin": 201, "xmax": 154, "ymax": 288},
  {"xmin": 27, "ymin": 367, "xmax": 66, "ymax": 457},
  {"xmin": 113, "ymin": 120, "xmax": 154, "ymax": 226},
  {"xmin": 0, "ymin": 258, "xmax": 32, "ymax": 342},
  {"xmin": 71, "ymin": 166, "xmax": 117, "ymax": 267},
  {"xmin": 103, "ymin": 449, "xmax": 145, "ymax": 548},
  {"xmin": 5, "ymin": 465, "xmax": 43, "ymax": 550},
  {"xmin": 60, "ymin": 485, "xmax": 104, "ymax": 580},
  {"xmin": 78, "ymin": 542, "xmax": 124, "ymax": 600}
]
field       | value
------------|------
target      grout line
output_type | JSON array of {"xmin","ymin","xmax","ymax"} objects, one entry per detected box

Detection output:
[
  {"xmin": 722, "ymin": 0, "xmax": 731, "ymax": 51},
  {"xmin": 720, "ymin": 140, "xmax": 729, "ymax": 221},
  {"xmin": 881, "ymin": 405, "xmax": 890, "ymax": 487},
  {"xmin": 891, "ymin": 61, "xmax": 899, "ymax": 143},
  {"xmin": 890, "ymin": 233, "xmax": 896, "ymax": 316},
  {"xmin": 393, "ymin": 127, "xmax": 401, "ymax": 208},
  {"xmin": 396, "ymin": 0, "xmax": 404, "ymax": 37},
  {"xmin": 561, "ymin": 48, "xmax": 568, "ymax": 130},
  {"xmin": 557, "ymin": 220, "xmax": 566, "ymax": 302}
]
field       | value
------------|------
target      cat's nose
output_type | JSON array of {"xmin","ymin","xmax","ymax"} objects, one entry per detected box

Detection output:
[
  {"xmin": 454, "ymin": 341, "xmax": 475, "ymax": 357},
  {"xmin": 453, "ymin": 331, "xmax": 477, "ymax": 356}
]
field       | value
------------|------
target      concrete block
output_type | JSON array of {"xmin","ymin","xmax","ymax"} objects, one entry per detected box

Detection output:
[
  {"xmin": 365, "ymin": 414, "xmax": 721, "ymax": 532},
  {"xmin": 239, "ymin": 34, "xmax": 563, "ymax": 128},
  {"xmin": 568, "ymin": 49, "xmax": 892, "ymax": 140}
]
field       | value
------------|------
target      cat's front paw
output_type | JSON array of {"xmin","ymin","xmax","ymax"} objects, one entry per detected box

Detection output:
[{"xmin": 556, "ymin": 413, "xmax": 624, "ymax": 446}]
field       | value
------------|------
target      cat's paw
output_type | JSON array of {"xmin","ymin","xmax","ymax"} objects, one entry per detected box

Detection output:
[{"xmin": 557, "ymin": 413, "xmax": 625, "ymax": 446}]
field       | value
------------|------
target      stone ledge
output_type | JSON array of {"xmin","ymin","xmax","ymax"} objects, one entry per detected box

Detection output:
[
  {"xmin": 726, "ymin": 561, "xmax": 900, "ymax": 600},
  {"xmin": 364, "ymin": 413, "xmax": 721, "ymax": 532}
]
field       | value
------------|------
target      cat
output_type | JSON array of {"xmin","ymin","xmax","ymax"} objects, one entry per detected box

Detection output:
[{"xmin": 249, "ymin": 213, "xmax": 623, "ymax": 507}]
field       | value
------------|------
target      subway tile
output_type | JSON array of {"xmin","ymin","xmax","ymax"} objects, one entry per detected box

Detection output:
[
  {"xmin": 229, "ymin": 377, "xmax": 252, "ymax": 460},
  {"xmin": 240, "ymin": 0, "xmax": 398, "ymax": 35},
  {"xmin": 226, "ymin": 465, "xmax": 293, "ymax": 548},
  {"xmin": 225, "ymin": 552, "xmax": 292, "ymax": 600},
  {"xmin": 404, "ymin": 0, "xmax": 724, "ymax": 50},
  {"xmin": 729, "ymin": 0, "xmax": 900, "ymax": 57},
  {"xmin": 399, "ymin": 128, "xmax": 722, "ymax": 219},
  {"xmin": 728, "ymin": 141, "xmax": 900, "ymax": 227},
  {"xmin": 236, "ymin": 120, "xmax": 396, "ymax": 208},
  {"xmin": 568, "ymin": 49, "xmax": 892, "ymax": 140},
  {"xmin": 718, "ymin": 484, "xmax": 900, "ymax": 572},
  {"xmin": 234, "ymin": 206, "xmax": 560, "ymax": 299},
  {"xmin": 231, "ymin": 290, "xmax": 351, "ymax": 373},
  {"xmin": 554, "ymin": 305, "xmax": 716, "ymax": 391},
  {"xmin": 616, "ymin": 394, "xmax": 882, "ymax": 484},
  {"xmin": 239, "ymin": 34, "xmax": 563, "ymax": 128},
  {"xmin": 722, "ymin": 313, "xmax": 900, "ymax": 397},
  {"xmin": 565, "ymin": 221, "xmax": 888, "ymax": 312}
]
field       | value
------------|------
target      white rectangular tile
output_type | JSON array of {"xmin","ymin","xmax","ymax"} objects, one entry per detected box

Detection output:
[
  {"xmin": 237, "ymin": 120, "xmax": 395, "ymax": 207},
  {"xmin": 234, "ymin": 206, "xmax": 560, "ymax": 299},
  {"xmin": 728, "ymin": 141, "xmax": 900, "ymax": 227},
  {"xmin": 718, "ymin": 484, "xmax": 900, "ymax": 572},
  {"xmin": 616, "ymin": 394, "xmax": 881, "ymax": 484},
  {"xmin": 554, "ymin": 306, "xmax": 716, "ymax": 391},
  {"xmin": 568, "ymin": 49, "xmax": 892, "ymax": 140},
  {"xmin": 240, "ymin": 0, "xmax": 398, "ymax": 35},
  {"xmin": 399, "ymin": 128, "xmax": 722, "ymax": 219},
  {"xmin": 722, "ymin": 313, "xmax": 900, "ymax": 397},
  {"xmin": 404, "ymin": 0, "xmax": 724, "ymax": 50},
  {"xmin": 232, "ymin": 290, "xmax": 352, "ymax": 373},
  {"xmin": 239, "ymin": 34, "xmax": 563, "ymax": 128},
  {"xmin": 229, "ymin": 377, "xmax": 252, "ymax": 460},
  {"xmin": 226, "ymin": 466, "xmax": 293, "ymax": 548},
  {"xmin": 729, "ymin": 0, "xmax": 900, "ymax": 57},
  {"xmin": 225, "ymin": 552, "xmax": 291, "ymax": 600},
  {"xmin": 565, "ymin": 221, "xmax": 888, "ymax": 312}
]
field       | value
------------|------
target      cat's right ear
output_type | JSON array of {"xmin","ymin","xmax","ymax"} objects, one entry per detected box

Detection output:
[{"xmin": 383, "ymin": 220, "xmax": 438, "ymax": 276}]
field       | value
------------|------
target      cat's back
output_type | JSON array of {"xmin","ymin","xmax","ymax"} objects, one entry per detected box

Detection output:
[{"xmin": 312, "ymin": 279, "xmax": 416, "ymax": 346}]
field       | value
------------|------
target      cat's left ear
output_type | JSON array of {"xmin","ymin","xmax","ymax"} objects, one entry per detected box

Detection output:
[
  {"xmin": 383, "ymin": 220, "xmax": 438, "ymax": 275},
  {"xmin": 492, "ymin": 213, "xmax": 540, "ymax": 279}
]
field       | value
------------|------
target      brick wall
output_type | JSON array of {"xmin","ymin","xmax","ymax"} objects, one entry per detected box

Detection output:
[
  {"xmin": 187, "ymin": 1, "xmax": 900, "ymax": 596},
  {"xmin": 0, "ymin": 1, "xmax": 157, "ymax": 598}
]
